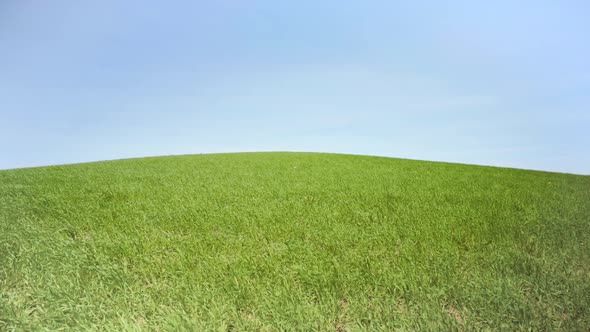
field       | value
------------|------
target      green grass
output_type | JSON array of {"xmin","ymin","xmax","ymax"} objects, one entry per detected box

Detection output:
[{"xmin": 1, "ymin": 152, "xmax": 589, "ymax": 331}]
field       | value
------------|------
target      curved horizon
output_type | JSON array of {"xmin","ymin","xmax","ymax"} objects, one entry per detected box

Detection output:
[{"xmin": 1, "ymin": 151, "xmax": 587, "ymax": 176}]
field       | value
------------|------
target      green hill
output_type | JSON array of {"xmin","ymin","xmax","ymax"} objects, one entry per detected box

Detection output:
[{"xmin": 1, "ymin": 152, "xmax": 589, "ymax": 330}]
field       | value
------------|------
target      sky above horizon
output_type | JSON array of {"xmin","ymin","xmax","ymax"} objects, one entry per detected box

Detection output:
[{"xmin": 1, "ymin": 1, "xmax": 589, "ymax": 174}]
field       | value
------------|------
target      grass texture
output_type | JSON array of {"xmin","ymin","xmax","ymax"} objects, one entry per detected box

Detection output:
[{"xmin": 1, "ymin": 152, "xmax": 589, "ymax": 330}]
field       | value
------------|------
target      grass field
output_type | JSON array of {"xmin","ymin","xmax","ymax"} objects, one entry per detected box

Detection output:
[{"xmin": 1, "ymin": 152, "xmax": 589, "ymax": 330}]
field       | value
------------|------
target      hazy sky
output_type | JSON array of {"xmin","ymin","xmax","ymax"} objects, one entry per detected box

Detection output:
[{"xmin": 1, "ymin": 1, "xmax": 589, "ymax": 174}]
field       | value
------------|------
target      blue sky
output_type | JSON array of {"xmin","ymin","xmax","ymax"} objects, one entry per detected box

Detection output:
[{"xmin": 1, "ymin": 1, "xmax": 589, "ymax": 174}]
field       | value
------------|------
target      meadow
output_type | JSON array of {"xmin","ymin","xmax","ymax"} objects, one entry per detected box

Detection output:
[{"xmin": 1, "ymin": 152, "xmax": 589, "ymax": 330}]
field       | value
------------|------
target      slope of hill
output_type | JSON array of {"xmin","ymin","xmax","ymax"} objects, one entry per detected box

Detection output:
[{"xmin": 1, "ymin": 152, "xmax": 589, "ymax": 330}]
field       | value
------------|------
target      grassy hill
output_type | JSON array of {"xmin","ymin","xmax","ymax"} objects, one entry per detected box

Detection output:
[{"xmin": 1, "ymin": 152, "xmax": 589, "ymax": 330}]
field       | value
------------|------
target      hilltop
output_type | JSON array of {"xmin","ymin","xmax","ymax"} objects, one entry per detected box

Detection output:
[{"xmin": 1, "ymin": 152, "xmax": 589, "ymax": 330}]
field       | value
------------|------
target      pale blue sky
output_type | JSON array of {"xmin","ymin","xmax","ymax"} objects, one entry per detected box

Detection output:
[{"xmin": 1, "ymin": 1, "xmax": 589, "ymax": 174}]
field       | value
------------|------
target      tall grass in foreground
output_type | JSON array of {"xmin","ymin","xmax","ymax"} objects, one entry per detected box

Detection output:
[{"xmin": 1, "ymin": 152, "xmax": 589, "ymax": 330}]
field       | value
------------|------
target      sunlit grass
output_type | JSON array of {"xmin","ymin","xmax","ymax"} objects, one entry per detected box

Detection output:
[{"xmin": 1, "ymin": 152, "xmax": 589, "ymax": 330}]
